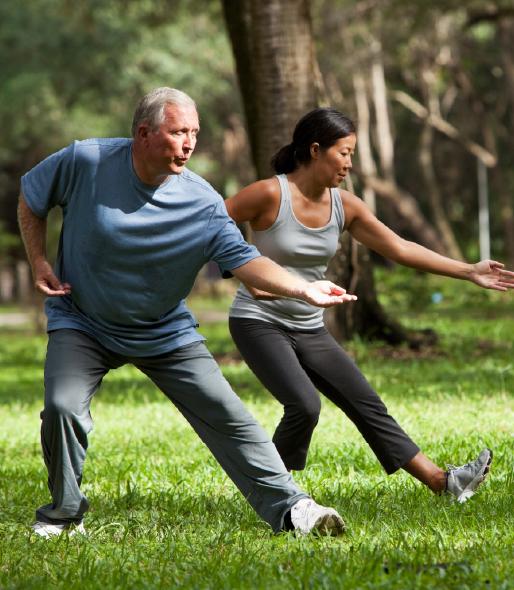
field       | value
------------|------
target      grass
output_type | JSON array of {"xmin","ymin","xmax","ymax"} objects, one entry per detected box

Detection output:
[{"xmin": 0, "ymin": 270, "xmax": 513, "ymax": 589}]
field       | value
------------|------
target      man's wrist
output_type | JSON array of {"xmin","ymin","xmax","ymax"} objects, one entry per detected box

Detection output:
[
  {"xmin": 31, "ymin": 254, "xmax": 49, "ymax": 269},
  {"xmin": 289, "ymin": 280, "xmax": 310, "ymax": 300}
]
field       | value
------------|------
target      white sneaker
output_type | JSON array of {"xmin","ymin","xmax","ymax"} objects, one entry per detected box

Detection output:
[
  {"xmin": 290, "ymin": 498, "xmax": 345, "ymax": 536},
  {"xmin": 31, "ymin": 521, "xmax": 86, "ymax": 539},
  {"xmin": 446, "ymin": 448, "xmax": 493, "ymax": 503}
]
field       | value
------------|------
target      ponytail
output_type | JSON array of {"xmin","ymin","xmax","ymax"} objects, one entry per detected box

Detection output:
[{"xmin": 271, "ymin": 143, "xmax": 297, "ymax": 174}]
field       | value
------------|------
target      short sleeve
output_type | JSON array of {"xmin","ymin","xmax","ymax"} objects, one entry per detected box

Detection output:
[
  {"xmin": 204, "ymin": 200, "xmax": 261, "ymax": 274},
  {"xmin": 20, "ymin": 142, "xmax": 76, "ymax": 218}
]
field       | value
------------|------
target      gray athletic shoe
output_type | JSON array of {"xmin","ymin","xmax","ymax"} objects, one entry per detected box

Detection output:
[
  {"xmin": 446, "ymin": 448, "xmax": 493, "ymax": 503},
  {"xmin": 31, "ymin": 521, "xmax": 86, "ymax": 539},
  {"xmin": 290, "ymin": 498, "xmax": 345, "ymax": 536}
]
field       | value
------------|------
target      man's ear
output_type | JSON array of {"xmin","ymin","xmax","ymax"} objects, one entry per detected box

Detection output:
[
  {"xmin": 136, "ymin": 123, "xmax": 151, "ymax": 140},
  {"xmin": 310, "ymin": 142, "xmax": 320, "ymax": 159}
]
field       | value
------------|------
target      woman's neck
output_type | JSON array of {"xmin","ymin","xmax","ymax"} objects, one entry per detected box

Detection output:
[{"xmin": 287, "ymin": 166, "xmax": 327, "ymax": 201}]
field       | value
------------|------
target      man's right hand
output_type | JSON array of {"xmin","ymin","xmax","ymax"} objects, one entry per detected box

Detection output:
[
  {"xmin": 297, "ymin": 280, "xmax": 357, "ymax": 308},
  {"xmin": 33, "ymin": 258, "xmax": 71, "ymax": 296}
]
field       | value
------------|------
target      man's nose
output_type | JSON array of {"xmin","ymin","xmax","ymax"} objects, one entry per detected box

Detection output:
[{"xmin": 183, "ymin": 133, "xmax": 195, "ymax": 151}]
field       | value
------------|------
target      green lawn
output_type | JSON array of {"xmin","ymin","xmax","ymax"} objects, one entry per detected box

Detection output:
[{"xmin": 0, "ymin": 272, "xmax": 513, "ymax": 589}]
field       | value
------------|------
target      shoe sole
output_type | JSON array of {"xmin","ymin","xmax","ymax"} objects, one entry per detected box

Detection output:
[
  {"xmin": 312, "ymin": 513, "xmax": 346, "ymax": 536},
  {"xmin": 457, "ymin": 448, "xmax": 493, "ymax": 503},
  {"xmin": 31, "ymin": 523, "xmax": 86, "ymax": 539}
]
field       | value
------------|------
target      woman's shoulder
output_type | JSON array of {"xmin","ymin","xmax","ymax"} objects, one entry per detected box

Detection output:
[
  {"xmin": 249, "ymin": 177, "xmax": 281, "ymax": 199},
  {"xmin": 225, "ymin": 177, "xmax": 281, "ymax": 224},
  {"xmin": 234, "ymin": 177, "xmax": 281, "ymax": 206},
  {"xmin": 337, "ymin": 188, "xmax": 365, "ymax": 208},
  {"xmin": 337, "ymin": 188, "xmax": 368, "ymax": 224}
]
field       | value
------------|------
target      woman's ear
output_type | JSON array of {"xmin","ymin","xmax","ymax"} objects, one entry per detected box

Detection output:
[{"xmin": 310, "ymin": 142, "xmax": 320, "ymax": 159}]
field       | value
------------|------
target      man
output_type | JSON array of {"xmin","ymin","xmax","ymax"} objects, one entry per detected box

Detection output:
[{"xmin": 18, "ymin": 87, "xmax": 356, "ymax": 539}]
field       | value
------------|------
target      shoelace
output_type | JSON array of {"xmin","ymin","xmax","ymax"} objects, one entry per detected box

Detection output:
[{"xmin": 447, "ymin": 457, "xmax": 477, "ymax": 472}]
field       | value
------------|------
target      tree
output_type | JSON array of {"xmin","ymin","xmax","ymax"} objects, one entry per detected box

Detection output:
[
  {"xmin": 0, "ymin": 0, "xmax": 241, "ymax": 258},
  {"xmin": 0, "ymin": 0, "xmax": 244, "ymax": 304},
  {"xmin": 221, "ymin": 0, "xmax": 320, "ymax": 178},
  {"xmin": 221, "ymin": 0, "xmax": 432, "ymax": 345}
]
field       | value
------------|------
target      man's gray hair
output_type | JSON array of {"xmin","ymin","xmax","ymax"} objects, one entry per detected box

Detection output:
[{"xmin": 131, "ymin": 87, "xmax": 196, "ymax": 137}]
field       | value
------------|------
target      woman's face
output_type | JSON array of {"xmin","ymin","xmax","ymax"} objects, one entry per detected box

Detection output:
[{"xmin": 312, "ymin": 134, "xmax": 357, "ymax": 187}]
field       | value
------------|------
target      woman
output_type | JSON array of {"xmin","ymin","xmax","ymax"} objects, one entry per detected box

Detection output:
[{"xmin": 225, "ymin": 107, "xmax": 514, "ymax": 501}]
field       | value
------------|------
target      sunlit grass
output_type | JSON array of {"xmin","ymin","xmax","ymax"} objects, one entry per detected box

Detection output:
[{"xmin": 0, "ymin": 272, "xmax": 513, "ymax": 588}]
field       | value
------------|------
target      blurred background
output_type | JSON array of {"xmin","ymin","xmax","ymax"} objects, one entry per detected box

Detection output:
[{"xmin": 1, "ymin": 0, "xmax": 513, "ymax": 336}]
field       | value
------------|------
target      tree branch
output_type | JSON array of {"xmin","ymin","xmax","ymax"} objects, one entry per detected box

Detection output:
[
  {"xmin": 392, "ymin": 90, "xmax": 497, "ymax": 167},
  {"xmin": 466, "ymin": 7, "xmax": 514, "ymax": 28}
]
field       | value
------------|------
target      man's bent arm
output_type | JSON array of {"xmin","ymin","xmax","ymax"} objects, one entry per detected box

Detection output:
[
  {"xmin": 17, "ymin": 194, "xmax": 70, "ymax": 296},
  {"xmin": 231, "ymin": 256, "xmax": 357, "ymax": 308}
]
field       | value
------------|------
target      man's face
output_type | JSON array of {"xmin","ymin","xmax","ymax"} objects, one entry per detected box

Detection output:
[{"xmin": 143, "ymin": 103, "xmax": 200, "ymax": 176}]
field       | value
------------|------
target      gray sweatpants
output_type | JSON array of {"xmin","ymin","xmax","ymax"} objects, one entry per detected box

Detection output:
[{"xmin": 37, "ymin": 329, "xmax": 308, "ymax": 532}]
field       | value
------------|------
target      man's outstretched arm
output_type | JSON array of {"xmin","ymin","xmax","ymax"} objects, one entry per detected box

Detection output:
[
  {"xmin": 17, "ymin": 193, "xmax": 71, "ymax": 296},
  {"xmin": 231, "ymin": 256, "xmax": 357, "ymax": 308}
]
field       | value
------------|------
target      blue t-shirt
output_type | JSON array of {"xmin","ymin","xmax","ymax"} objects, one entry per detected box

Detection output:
[{"xmin": 21, "ymin": 138, "xmax": 260, "ymax": 356}]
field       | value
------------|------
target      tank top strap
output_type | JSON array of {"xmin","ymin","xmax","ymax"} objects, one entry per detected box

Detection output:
[
  {"xmin": 274, "ymin": 174, "xmax": 293, "ymax": 223},
  {"xmin": 331, "ymin": 187, "xmax": 345, "ymax": 232}
]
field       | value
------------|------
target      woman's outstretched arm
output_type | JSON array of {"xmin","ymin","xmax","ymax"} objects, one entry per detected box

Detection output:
[{"xmin": 343, "ymin": 190, "xmax": 514, "ymax": 291}]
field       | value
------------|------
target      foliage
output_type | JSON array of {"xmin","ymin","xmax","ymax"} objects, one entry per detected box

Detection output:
[
  {"xmin": 0, "ymin": 0, "xmax": 243, "ymax": 258},
  {"xmin": 312, "ymin": 0, "xmax": 514, "ymax": 261},
  {"xmin": 0, "ymin": 288, "xmax": 513, "ymax": 588},
  {"xmin": 0, "ymin": 221, "xmax": 20, "ymax": 263}
]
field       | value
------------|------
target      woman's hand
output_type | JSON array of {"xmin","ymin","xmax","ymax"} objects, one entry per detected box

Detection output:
[{"xmin": 469, "ymin": 260, "xmax": 514, "ymax": 291}]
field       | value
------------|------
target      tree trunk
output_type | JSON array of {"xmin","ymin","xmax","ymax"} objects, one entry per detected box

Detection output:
[
  {"xmin": 331, "ymin": 59, "xmax": 446, "ymax": 255},
  {"xmin": 418, "ymin": 63, "xmax": 463, "ymax": 260},
  {"xmin": 222, "ymin": 0, "xmax": 318, "ymax": 178},
  {"xmin": 371, "ymin": 41, "xmax": 395, "ymax": 182},
  {"xmin": 497, "ymin": 17, "xmax": 514, "ymax": 266},
  {"xmin": 418, "ymin": 123, "xmax": 463, "ymax": 259},
  {"xmin": 351, "ymin": 168, "xmax": 448, "ymax": 254},
  {"xmin": 325, "ymin": 234, "xmax": 436, "ymax": 347},
  {"xmin": 353, "ymin": 72, "xmax": 377, "ymax": 213},
  {"xmin": 392, "ymin": 90, "xmax": 497, "ymax": 167},
  {"xmin": 367, "ymin": 46, "xmax": 449, "ymax": 255},
  {"xmin": 222, "ymin": 0, "xmax": 433, "ymax": 346},
  {"xmin": 451, "ymin": 58, "xmax": 514, "ymax": 267}
]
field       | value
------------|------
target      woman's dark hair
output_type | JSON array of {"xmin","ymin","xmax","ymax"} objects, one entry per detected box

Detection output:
[{"xmin": 271, "ymin": 108, "xmax": 356, "ymax": 174}]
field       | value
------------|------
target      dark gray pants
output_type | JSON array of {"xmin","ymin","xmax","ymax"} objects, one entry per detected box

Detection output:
[
  {"xmin": 37, "ymin": 329, "xmax": 307, "ymax": 532},
  {"xmin": 229, "ymin": 317, "xmax": 420, "ymax": 472}
]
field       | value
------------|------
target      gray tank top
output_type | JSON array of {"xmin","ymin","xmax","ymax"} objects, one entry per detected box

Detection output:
[{"xmin": 229, "ymin": 174, "xmax": 345, "ymax": 330}]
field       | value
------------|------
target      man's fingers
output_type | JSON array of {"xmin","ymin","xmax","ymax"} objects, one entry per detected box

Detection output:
[
  {"xmin": 36, "ymin": 284, "xmax": 66, "ymax": 296},
  {"xmin": 45, "ymin": 273, "xmax": 64, "ymax": 290},
  {"xmin": 315, "ymin": 294, "xmax": 358, "ymax": 307},
  {"xmin": 35, "ymin": 278, "xmax": 69, "ymax": 297},
  {"xmin": 304, "ymin": 281, "xmax": 357, "ymax": 306},
  {"xmin": 327, "ymin": 282, "xmax": 346, "ymax": 295}
]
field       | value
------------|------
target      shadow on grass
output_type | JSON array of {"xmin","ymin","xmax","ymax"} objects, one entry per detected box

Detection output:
[
  {"xmin": 1, "ymin": 317, "xmax": 512, "ymax": 408},
  {"xmin": 0, "ymin": 363, "xmax": 270, "ymax": 407},
  {"xmin": 1, "ymin": 358, "xmax": 512, "ymax": 408}
]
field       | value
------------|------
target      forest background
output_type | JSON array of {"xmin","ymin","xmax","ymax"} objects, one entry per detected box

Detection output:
[
  {"xmin": 1, "ymin": 0, "xmax": 514, "ymax": 308},
  {"xmin": 0, "ymin": 2, "xmax": 513, "ymax": 589}
]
